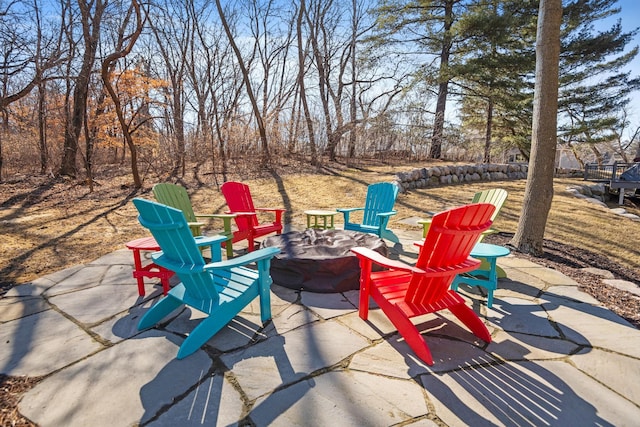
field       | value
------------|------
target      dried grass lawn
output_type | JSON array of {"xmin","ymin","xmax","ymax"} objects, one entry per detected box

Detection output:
[{"xmin": 1, "ymin": 160, "xmax": 639, "ymax": 291}]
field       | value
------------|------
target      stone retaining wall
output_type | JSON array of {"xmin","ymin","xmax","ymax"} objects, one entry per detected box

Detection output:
[
  {"xmin": 565, "ymin": 182, "xmax": 640, "ymax": 221},
  {"xmin": 393, "ymin": 163, "xmax": 529, "ymax": 192}
]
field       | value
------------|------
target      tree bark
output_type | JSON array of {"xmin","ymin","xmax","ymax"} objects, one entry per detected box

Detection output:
[
  {"xmin": 297, "ymin": 0, "xmax": 317, "ymax": 165},
  {"xmin": 215, "ymin": 0, "xmax": 271, "ymax": 167},
  {"xmin": 429, "ymin": 0, "xmax": 454, "ymax": 160},
  {"xmin": 484, "ymin": 98, "xmax": 493, "ymax": 163},
  {"xmin": 510, "ymin": 0, "xmax": 562, "ymax": 256},
  {"xmin": 60, "ymin": 0, "xmax": 106, "ymax": 178},
  {"xmin": 101, "ymin": 0, "xmax": 143, "ymax": 188}
]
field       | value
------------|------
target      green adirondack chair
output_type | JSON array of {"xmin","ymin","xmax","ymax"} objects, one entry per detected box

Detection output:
[
  {"xmin": 133, "ymin": 198, "xmax": 280, "ymax": 359},
  {"xmin": 153, "ymin": 182, "xmax": 235, "ymax": 258},
  {"xmin": 336, "ymin": 182, "xmax": 400, "ymax": 243},
  {"xmin": 419, "ymin": 188, "xmax": 509, "ymax": 278},
  {"xmin": 418, "ymin": 188, "xmax": 508, "ymax": 240}
]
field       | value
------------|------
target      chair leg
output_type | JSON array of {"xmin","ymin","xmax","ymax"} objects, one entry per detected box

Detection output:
[
  {"xmin": 176, "ymin": 314, "xmax": 232, "ymax": 359},
  {"xmin": 356, "ymin": 258, "xmax": 373, "ymax": 320},
  {"xmin": 372, "ymin": 294, "xmax": 434, "ymax": 365},
  {"xmin": 381, "ymin": 229, "xmax": 400, "ymax": 243},
  {"xmin": 138, "ymin": 295, "xmax": 183, "ymax": 330},
  {"xmin": 257, "ymin": 260, "xmax": 273, "ymax": 323},
  {"xmin": 448, "ymin": 302, "xmax": 492, "ymax": 343}
]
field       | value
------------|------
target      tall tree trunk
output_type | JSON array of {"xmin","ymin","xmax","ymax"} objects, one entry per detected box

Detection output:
[
  {"xmin": 0, "ymin": 110, "xmax": 5, "ymax": 181},
  {"xmin": 101, "ymin": 0, "xmax": 143, "ymax": 188},
  {"xmin": 347, "ymin": 0, "xmax": 357, "ymax": 161},
  {"xmin": 172, "ymin": 88, "xmax": 186, "ymax": 176},
  {"xmin": 484, "ymin": 98, "xmax": 493, "ymax": 163},
  {"xmin": 429, "ymin": 0, "xmax": 454, "ymax": 160},
  {"xmin": 60, "ymin": 0, "xmax": 105, "ymax": 178},
  {"xmin": 37, "ymin": 81, "xmax": 48, "ymax": 174},
  {"xmin": 215, "ymin": 0, "xmax": 270, "ymax": 167},
  {"xmin": 510, "ymin": 0, "xmax": 562, "ymax": 256},
  {"xmin": 297, "ymin": 0, "xmax": 317, "ymax": 165}
]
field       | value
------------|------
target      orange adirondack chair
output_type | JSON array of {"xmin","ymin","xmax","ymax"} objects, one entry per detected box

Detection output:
[
  {"xmin": 351, "ymin": 203, "xmax": 495, "ymax": 365},
  {"xmin": 221, "ymin": 181, "xmax": 286, "ymax": 251}
]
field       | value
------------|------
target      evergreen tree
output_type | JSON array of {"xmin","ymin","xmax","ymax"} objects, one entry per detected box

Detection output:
[
  {"xmin": 455, "ymin": 0, "xmax": 538, "ymax": 162},
  {"xmin": 558, "ymin": 0, "xmax": 640, "ymax": 164},
  {"xmin": 372, "ymin": 0, "xmax": 470, "ymax": 159},
  {"xmin": 454, "ymin": 0, "xmax": 638, "ymax": 163}
]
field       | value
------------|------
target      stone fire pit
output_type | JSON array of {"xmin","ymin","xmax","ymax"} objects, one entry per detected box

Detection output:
[{"xmin": 261, "ymin": 228, "xmax": 388, "ymax": 293}]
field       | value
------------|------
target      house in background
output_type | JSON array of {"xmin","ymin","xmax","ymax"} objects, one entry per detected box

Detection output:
[{"xmin": 555, "ymin": 147, "xmax": 581, "ymax": 169}]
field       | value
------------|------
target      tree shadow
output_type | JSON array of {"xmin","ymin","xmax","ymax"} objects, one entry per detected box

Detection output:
[{"xmin": 136, "ymin": 320, "xmax": 312, "ymax": 426}]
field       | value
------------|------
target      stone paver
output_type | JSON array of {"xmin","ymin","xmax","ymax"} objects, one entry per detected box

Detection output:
[
  {"xmin": 0, "ymin": 296, "xmax": 50, "ymax": 322},
  {"xmin": 220, "ymin": 320, "xmax": 372, "ymax": 401},
  {"xmin": 249, "ymin": 370, "xmax": 429, "ymax": 426},
  {"xmin": 603, "ymin": 278, "xmax": 640, "ymax": 297},
  {"xmin": 2, "ymin": 229, "xmax": 639, "ymax": 426},
  {"xmin": 20, "ymin": 331, "xmax": 212, "ymax": 427},
  {"xmin": 147, "ymin": 373, "xmax": 244, "ymax": 426},
  {"xmin": 0, "ymin": 309, "xmax": 102, "ymax": 376},
  {"xmin": 421, "ymin": 360, "xmax": 640, "ymax": 426}
]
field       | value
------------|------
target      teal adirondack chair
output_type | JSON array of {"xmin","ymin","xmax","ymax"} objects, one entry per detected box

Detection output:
[
  {"xmin": 337, "ymin": 182, "xmax": 400, "ymax": 243},
  {"xmin": 153, "ymin": 182, "xmax": 236, "ymax": 258},
  {"xmin": 133, "ymin": 198, "xmax": 280, "ymax": 359}
]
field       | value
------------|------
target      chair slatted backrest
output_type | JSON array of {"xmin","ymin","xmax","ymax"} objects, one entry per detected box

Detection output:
[
  {"xmin": 405, "ymin": 203, "xmax": 495, "ymax": 305},
  {"xmin": 133, "ymin": 198, "xmax": 220, "ymax": 304},
  {"xmin": 472, "ymin": 188, "xmax": 508, "ymax": 222},
  {"xmin": 152, "ymin": 183, "xmax": 198, "ymax": 223},
  {"xmin": 221, "ymin": 181, "xmax": 259, "ymax": 231},
  {"xmin": 362, "ymin": 182, "xmax": 399, "ymax": 227}
]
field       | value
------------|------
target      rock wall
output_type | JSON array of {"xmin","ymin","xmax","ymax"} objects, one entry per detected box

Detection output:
[
  {"xmin": 565, "ymin": 182, "xmax": 640, "ymax": 221},
  {"xmin": 393, "ymin": 163, "xmax": 529, "ymax": 192}
]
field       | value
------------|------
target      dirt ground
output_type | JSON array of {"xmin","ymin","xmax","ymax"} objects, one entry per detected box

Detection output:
[{"xmin": 1, "ymin": 159, "xmax": 640, "ymax": 426}]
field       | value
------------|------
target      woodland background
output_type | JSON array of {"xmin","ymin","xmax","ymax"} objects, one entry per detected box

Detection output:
[{"xmin": 1, "ymin": 0, "xmax": 639, "ymax": 188}]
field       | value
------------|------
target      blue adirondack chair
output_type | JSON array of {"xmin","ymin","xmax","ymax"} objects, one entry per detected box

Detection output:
[
  {"xmin": 133, "ymin": 198, "xmax": 280, "ymax": 359},
  {"xmin": 337, "ymin": 182, "xmax": 400, "ymax": 243}
]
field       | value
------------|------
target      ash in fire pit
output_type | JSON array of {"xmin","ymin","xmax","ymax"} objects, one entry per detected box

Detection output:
[{"xmin": 261, "ymin": 229, "xmax": 388, "ymax": 293}]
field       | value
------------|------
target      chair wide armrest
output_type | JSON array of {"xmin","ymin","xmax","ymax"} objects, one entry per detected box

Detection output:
[
  {"xmin": 336, "ymin": 207, "xmax": 364, "ymax": 213},
  {"xmin": 337, "ymin": 207, "xmax": 363, "ymax": 224},
  {"xmin": 376, "ymin": 211, "xmax": 397, "ymax": 218},
  {"xmin": 255, "ymin": 207, "xmax": 286, "ymax": 223},
  {"xmin": 194, "ymin": 213, "xmax": 236, "ymax": 219},
  {"xmin": 194, "ymin": 235, "xmax": 228, "ymax": 246},
  {"xmin": 255, "ymin": 207, "xmax": 286, "ymax": 213},
  {"xmin": 205, "ymin": 246, "xmax": 280, "ymax": 269},
  {"xmin": 351, "ymin": 247, "xmax": 423, "ymax": 274}
]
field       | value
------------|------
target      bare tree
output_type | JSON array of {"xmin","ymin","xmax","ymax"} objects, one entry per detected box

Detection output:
[
  {"xmin": 58, "ymin": 0, "xmax": 107, "ymax": 177},
  {"xmin": 0, "ymin": 0, "xmax": 65, "ymax": 179},
  {"xmin": 147, "ymin": 0, "xmax": 193, "ymax": 177},
  {"xmin": 248, "ymin": 0, "xmax": 298, "ymax": 156},
  {"xmin": 101, "ymin": 0, "xmax": 144, "ymax": 188},
  {"xmin": 511, "ymin": 0, "xmax": 563, "ymax": 256},
  {"xmin": 296, "ymin": 0, "xmax": 317, "ymax": 165},
  {"xmin": 215, "ymin": 0, "xmax": 271, "ymax": 167},
  {"xmin": 611, "ymin": 108, "xmax": 640, "ymax": 162}
]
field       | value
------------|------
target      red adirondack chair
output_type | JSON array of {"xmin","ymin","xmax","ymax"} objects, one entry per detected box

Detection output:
[
  {"xmin": 221, "ymin": 181, "xmax": 286, "ymax": 251},
  {"xmin": 351, "ymin": 203, "xmax": 496, "ymax": 365}
]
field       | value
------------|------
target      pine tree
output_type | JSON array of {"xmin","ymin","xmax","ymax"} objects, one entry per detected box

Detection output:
[
  {"xmin": 558, "ymin": 0, "xmax": 640, "ymax": 164},
  {"xmin": 372, "ymin": 0, "xmax": 471, "ymax": 159},
  {"xmin": 455, "ymin": 0, "xmax": 538, "ymax": 162}
]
